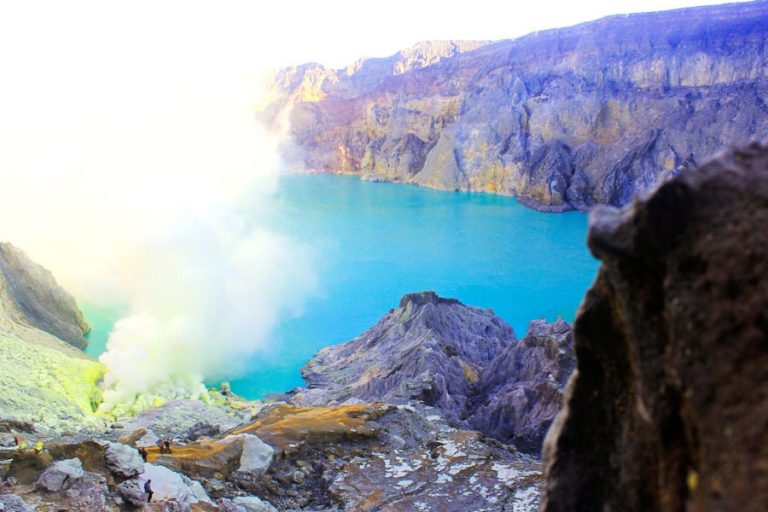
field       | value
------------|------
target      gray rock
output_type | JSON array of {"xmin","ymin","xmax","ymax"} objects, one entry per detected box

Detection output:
[
  {"xmin": 261, "ymin": 2, "xmax": 768, "ymax": 211},
  {"xmin": 63, "ymin": 471, "xmax": 109, "ymax": 511},
  {"xmin": 117, "ymin": 478, "xmax": 147, "ymax": 507},
  {"xmin": 236, "ymin": 434, "xmax": 274, "ymax": 477},
  {"xmin": 468, "ymin": 318, "xmax": 576, "ymax": 453},
  {"xmin": 36, "ymin": 457, "xmax": 84, "ymax": 492},
  {"xmin": 295, "ymin": 291, "xmax": 513, "ymax": 421},
  {"xmin": 105, "ymin": 441, "xmax": 144, "ymax": 478},
  {"xmin": 233, "ymin": 496, "xmax": 278, "ymax": 512},
  {"xmin": 0, "ymin": 495, "xmax": 33, "ymax": 512},
  {"xmin": 293, "ymin": 291, "xmax": 573, "ymax": 454}
]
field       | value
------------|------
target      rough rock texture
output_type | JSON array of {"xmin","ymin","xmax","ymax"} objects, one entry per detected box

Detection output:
[
  {"xmin": 116, "ymin": 478, "xmax": 147, "ymax": 507},
  {"xmin": 232, "ymin": 495, "xmax": 277, "ymax": 512},
  {"xmin": 0, "ymin": 242, "xmax": 89, "ymax": 349},
  {"xmin": 0, "ymin": 494, "xmax": 34, "ymax": 512},
  {"xmin": 2, "ymin": 400, "xmax": 543, "ymax": 510},
  {"xmin": 542, "ymin": 143, "xmax": 768, "ymax": 511},
  {"xmin": 231, "ymin": 403, "xmax": 542, "ymax": 511},
  {"xmin": 104, "ymin": 441, "xmax": 144, "ymax": 478},
  {"xmin": 296, "ymin": 291, "xmax": 513, "ymax": 418},
  {"xmin": 468, "ymin": 318, "xmax": 576, "ymax": 453},
  {"xmin": 0, "ymin": 244, "xmax": 104, "ymax": 431},
  {"xmin": 36, "ymin": 458, "xmax": 84, "ymax": 492},
  {"xmin": 294, "ymin": 291, "xmax": 573, "ymax": 453},
  {"xmin": 262, "ymin": 2, "xmax": 768, "ymax": 211}
]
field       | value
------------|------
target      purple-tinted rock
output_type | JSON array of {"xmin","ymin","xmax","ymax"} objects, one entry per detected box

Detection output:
[
  {"xmin": 468, "ymin": 318, "xmax": 575, "ymax": 453},
  {"xmin": 261, "ymin": 3, "xmax": 768, "ymax": 211},
  {"xmin": 295, "ymin": 291, "xmax": 575, "ymax": 454},
  {"xmin": 296, "ymin": 291, "xmax": 514, "ymax": 420}
]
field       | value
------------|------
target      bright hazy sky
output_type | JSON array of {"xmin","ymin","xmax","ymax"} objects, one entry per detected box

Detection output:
[{"xmin": 0, "ymin": 1, "xmax": 753, "ymax": 71}]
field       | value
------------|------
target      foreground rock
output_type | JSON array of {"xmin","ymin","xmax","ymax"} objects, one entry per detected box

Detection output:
[
  {"xmin": 294, "ymin": 291, "xmax": 574, "ymax": 453},
  {"xmin": 543, "ymin": 143, "xmax": 768, "ymax": 511},
  {"xmin": 2, "ymin": 401, "xmax": 542, "ymax": 511},
  {"xmin": 262, "ymin": 2, "xmax": 768, "ymax": 211}
]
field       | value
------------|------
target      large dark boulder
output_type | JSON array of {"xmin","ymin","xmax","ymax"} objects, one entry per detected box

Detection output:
[{"xmin": 542, "ymin": 143, "xmax": 768, "ymax": 511}]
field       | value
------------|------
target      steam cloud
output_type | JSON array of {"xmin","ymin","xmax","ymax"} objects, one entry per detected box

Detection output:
[{"xmin": 0, "ymin": 2, "xmax": 317, "ymax": 414}]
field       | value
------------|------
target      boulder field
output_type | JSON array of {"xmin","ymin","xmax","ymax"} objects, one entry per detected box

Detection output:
[{"xmin": 261, "ymin": 2, "xmax": 768, "ymax": 211}]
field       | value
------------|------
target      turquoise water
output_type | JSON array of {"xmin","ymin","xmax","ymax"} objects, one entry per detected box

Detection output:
[{"xmin": 83, "ymin": 175, "xmax": 599, "ymax": 398}]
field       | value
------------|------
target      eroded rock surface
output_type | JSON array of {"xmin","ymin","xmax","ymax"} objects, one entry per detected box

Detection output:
[
  {"xmin": 296, "ymin": 291, "xmax": 513, "ymax": 418},
  {"xmin": 262, "ymin": 2, "xmax": 768, "ymax": 211},
  {"xmin": 0, "ymin": 242, "xmax": 89, "ymax": 349},
  {"xmin": 0, "ymin": 243, "xmax": 104, "ymax": 431},
  {"xmin": 293, "ymin": 291, "xmax": 574, "ymax": 454},
  {"xmin": 542, "ymin": 143, "xmax": 768, "ymax": 511},
  {"xmin": 468, "ymin": 319, "xmax": 575, "ymax": 453}
]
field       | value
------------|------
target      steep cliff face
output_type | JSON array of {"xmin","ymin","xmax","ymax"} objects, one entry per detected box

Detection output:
[
  {"xmin": 0, "ymin": 243, "xmax": 103, "ymax": 430},
  {"xmin": 262, "ymin": 2, "xmax": 768, "ymax": 211},
  {"xmin": 293, "ymin": 291, "xmax": 574, "ymax": 454},
  {"xmin": 542, "ymin": 143, "xmax": 768, "ymax": 511},
  {"xmin": 0, "ymin": 242, "xmax": 90, "ymax": 349}
]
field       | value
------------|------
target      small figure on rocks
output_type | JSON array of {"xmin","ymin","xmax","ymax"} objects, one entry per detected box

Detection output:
[
  {"xmin": 139, "ymin": 447, "xmax": 148, "ymax": 461},
  {"xmin": 144, "ymin": 479, "xmax": 153, "ymax": 502},
  {"xmin": 156, "ymin": 438, "xmax": 165, "ymax": 454},
  {"xmin": 13, "ymin": 436, "xmax": 19, "ymax": 446},
  {"xmin": 163, "ymin": 439, "xmax": 172, "ymax": 454}
]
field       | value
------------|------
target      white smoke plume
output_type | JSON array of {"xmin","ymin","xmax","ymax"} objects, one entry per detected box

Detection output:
[{"xmin": 0, "ymin": 2, "xmax": 317, "ymax": 414}]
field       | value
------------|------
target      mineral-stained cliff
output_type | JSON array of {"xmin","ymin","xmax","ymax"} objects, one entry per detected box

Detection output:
[
  {"xmin": 542, "ymin": 143, "xmax": 768, "ymax": 511},
  {"xmin": 261, "ymin": 2, "xmax": 768, "ymax": 211},
  {"xmin": 0, "ymin": 243, "xmax": 103, "ymax": 430},
  {"xmin": 0, "ymin": 242, "xmax": 90, "ymax": 349},
  {"xmin": 292, "ymin": 291, "xmax": 574, "ymax": 454}
]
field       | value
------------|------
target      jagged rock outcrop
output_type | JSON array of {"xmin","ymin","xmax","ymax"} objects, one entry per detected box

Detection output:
[
  {"xmin": 293, "ymin": 291, "xmax": 574, "ymax": 453},
  {"xmin": 468, "ymin": 319, "xmax": 576, "ymax": 453},
  {"xmin": 542, "ymin": 143, "xmax": 768, "ymax": 511},
  {"xmin": 0, "ymin": 242, "xmax": 89, "ymax": 349},
  {"xmin": 0, "ymin": 243, "xmax": 104, "ymax": 431},
  {"xmin": 296, "ymin": 291, "xmax": 513, "ymax": 418},
  {"xmin": 262, "ymin": 2, "xmax": 768, "ymax": 211}
]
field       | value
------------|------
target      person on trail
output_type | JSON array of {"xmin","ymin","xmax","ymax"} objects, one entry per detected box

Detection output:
[
  {"xmin": 163, "ymin": 439, "xmax": 171, "ymax": 454},
  {"xmin": 13, "ymin": 436, "xmax": 19, "ymax": 446},
  {"xmin": 156, "ymin": 438, "xmax": 165, "ymax": 454},
  {"xmin": 144, "ymin": 479, "xmax": 153, "ymax": 502},
  {"xmin": 139, "ymin": 447, "xmax": 148, "ymax": 461}
]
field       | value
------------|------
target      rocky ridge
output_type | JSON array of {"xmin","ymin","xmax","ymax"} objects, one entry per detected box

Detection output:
[
  {"xmin": 292, "ymin": 291, "xmax": 575, "ymax": 454},
  {"xmin": 0, "ymin": 243, "xmax": 104, "ymax": 431},
  {"xmin": 0, "ymin": 242, "xmax": 90, "ymax": 349},
  {"xmin": 542, "ymin": 143, "xmax": 768, "ymax": 511},
  {"xmin": 261, "ymin": 2, "xmax": 768, "ymax": 211}
]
